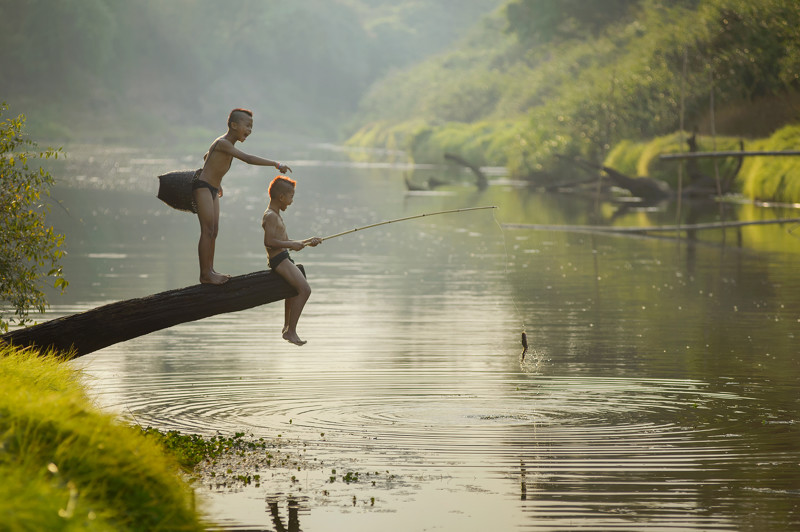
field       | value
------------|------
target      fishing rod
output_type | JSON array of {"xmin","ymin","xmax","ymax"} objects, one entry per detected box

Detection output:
[{"xmin": 319, "ymin": 205, "xmax": 498, "ymax": 242}]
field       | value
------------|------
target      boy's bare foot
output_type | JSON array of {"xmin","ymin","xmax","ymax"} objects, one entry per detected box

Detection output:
[
  {"xmin": 200, "ymin": 272, "xmax": 230, "ymax": 285},
  {"xmin": 212, "ymin": 268, "xmax": 232, "ymax": 279},
  {"xmin": 282, "ymin": 330, "xmax": 307, "ymax": 346}
]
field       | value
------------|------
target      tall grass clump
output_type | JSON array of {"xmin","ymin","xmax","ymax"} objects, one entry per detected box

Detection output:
[
  {"xmin": 0, "ymin": 345, "xmax": 207, "ymax": 531},
  {"xmin": 740, "ymin": 125, "xmax": 800, "ymax": 204},
  {"xmin": 631, "ymin": 132, "xmax": 743, "ymax": 187}
]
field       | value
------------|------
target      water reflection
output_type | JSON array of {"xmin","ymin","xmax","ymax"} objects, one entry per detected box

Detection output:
[
  {"xmin": 267, "ymin": 497, "xmax": 302, "ymax": 532},
  {"xmin": 31, "ymin": 144, "xmax": 800, "ymax": 530}
]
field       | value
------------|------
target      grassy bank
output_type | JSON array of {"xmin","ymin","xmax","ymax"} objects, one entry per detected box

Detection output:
[
  {"xmin": 604, "ymin": 124, "xmax": 800, "ymax": 204},
  {"xmin": 0, "ymin": 345, "xmax": 207, "ymax": 531}
]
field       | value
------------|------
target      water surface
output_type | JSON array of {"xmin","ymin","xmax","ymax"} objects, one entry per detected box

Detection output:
[{"xmin": 34, "ymin": 143, "xmax": 800, "ymax": 530}]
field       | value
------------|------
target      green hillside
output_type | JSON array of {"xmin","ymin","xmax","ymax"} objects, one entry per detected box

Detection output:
[{"xmin": 346, "ymin": 0, "xmax": 800, "ymax": 202}]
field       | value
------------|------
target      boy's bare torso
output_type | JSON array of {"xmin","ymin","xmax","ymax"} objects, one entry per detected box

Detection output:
[
  {"xmin": 198, "ymin": 137, "xmax": 234, "ymax": 187},
  {"xmin": 262, "ymin": 209, "xmax": 288, "ymax": 258}
]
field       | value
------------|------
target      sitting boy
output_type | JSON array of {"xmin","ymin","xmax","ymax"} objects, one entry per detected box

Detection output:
[
  {"xmin": 194, "ymin": 108, "xmax": 293, "ymax": 285},
  {"xmin": 262, "ymin": 176, "xmax": 321, "ymax": 345}
]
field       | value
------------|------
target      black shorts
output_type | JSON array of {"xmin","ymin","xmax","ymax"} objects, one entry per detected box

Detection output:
[
  {"xmin": 269, "ymin": 250, "xmax": 293, "ymax": 269},
  {"xmin": 191, "ymin": 179, "xmax": 219, "ymax": 199}
]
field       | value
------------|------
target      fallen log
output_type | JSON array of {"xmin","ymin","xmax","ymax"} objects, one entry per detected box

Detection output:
[
  {"xmin": 444, "ymin": 152, "xmax": 488, "ymax": 189},
  {"xmin": 660, "ymin": 150, "xmax": 800, "ymax": 160},
  {"xmin": 1, "ymin": 266, "xmax": 304, "ymax": 359},
  {"xmin": 503, "ymin": 218, "xmax": 800, "ymax": 234},
  {"xmin": 560, "ymin": 156, "xmax": 672, "ymax": 201}
]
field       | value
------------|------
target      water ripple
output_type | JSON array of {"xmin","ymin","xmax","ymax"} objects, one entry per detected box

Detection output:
[{"xmin": 83, "ymin": 369, "xmax": 754, "ymax": 468}]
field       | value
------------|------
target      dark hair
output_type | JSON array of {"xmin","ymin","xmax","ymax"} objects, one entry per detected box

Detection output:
[
  {"xmin": 269, "ymin": 175, "xmax": 296, "ymax": 199},
  {"xmin": 228, "ymin": 108, "xmax": 253, "ymax": 127}
]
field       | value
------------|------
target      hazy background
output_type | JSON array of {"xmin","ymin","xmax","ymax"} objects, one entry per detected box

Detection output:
[{"xmin": 0, "ymin": 0, "xmax": 502, "ymax": 143}]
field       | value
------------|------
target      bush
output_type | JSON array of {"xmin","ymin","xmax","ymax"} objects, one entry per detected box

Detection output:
[
  {"xmin": 0, "ymin": 104, "xmax": 67, "ymax": 331},
  {"xmin": 0, "ymin": 345, "xmax": 208, "ymax": 530},
  {"xmin": 740, "ymin": 125, "xmax": 800, "ymax": 203}
]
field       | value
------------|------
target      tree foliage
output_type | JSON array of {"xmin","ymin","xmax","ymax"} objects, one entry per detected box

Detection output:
[
  {"xmin": 504, "ymin": 0, "xmax": 642, "ymax": 44},
  {"xmin": 348, "ymin": 0, "xmax": 800, "ymax": 183},
  {"xmin": 0, "ymin": 104, "xmax": 67, "ymax": 331}
]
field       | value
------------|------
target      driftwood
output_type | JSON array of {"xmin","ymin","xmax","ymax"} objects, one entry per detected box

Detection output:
[
  {"xmin": 404, "ymin": 176, "xmax": 428, "ymax": 191},
  {"xmin": 560, "ymin": 156, "xmax": 671, "ymax": 201},
  {"xmin": 444, "ymin": 152, "xmax": 488, "ymax": 189},
  {"xmin": 403, "ymin": 175, "xmax": 449, "ymax": 191},
  {"xmin": 1, "ymin": 267, "xmax": 304, "ymax": 359},
  {"xmin": 503, "ymin": 218, "xmax": 800, "ymax": 235},
  {"xmin": 681, "ymin": 133, "xmax": 744, "ymax": 196},
  {"xmin": 542, "ymin": 176, "xmax": 600, "ymax": 192}
]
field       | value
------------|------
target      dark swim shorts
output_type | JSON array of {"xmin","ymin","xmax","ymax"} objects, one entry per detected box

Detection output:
[
  {"xmin": 191, "ymin": 179, "xmax": 219, "ymax": 199},
  {"xmin": 269, "ymin": 250, "xmax": 293, "ymax": 269}
]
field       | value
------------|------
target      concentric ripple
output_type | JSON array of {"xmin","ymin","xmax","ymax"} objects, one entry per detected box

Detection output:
[{"xmin": 79, "ymin": 362, "xmax": 753, "ymax": 467}]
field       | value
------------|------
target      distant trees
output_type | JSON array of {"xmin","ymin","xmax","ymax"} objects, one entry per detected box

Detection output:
[
  {"xmin": 0, "ymin": 0, "xmax": 115, "ymax": 96},
  {"xmin": 504, "ymin": 0, "xmax": 642, "ymax": 43},
  {"xmin": 0, "ymin": 0, "xmax": 498, "ymax": 138},
  {"xmin": 0, "ymin": 104, "xmax": 67, "ymax": 331}
]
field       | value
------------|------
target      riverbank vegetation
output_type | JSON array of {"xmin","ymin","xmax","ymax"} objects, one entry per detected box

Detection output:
[
  {"xmin": 346, "ymin": 0, "xmax": 800, "ymax": 202},
  {"xmin": 605, "ymin": 124, "xmax": 800, "ymax": 204},
  {"xmin": 0, "ymin": 104, "xmax": 67, "ymax": 331},
  {"xmin": 0, "ymin": 345, "xmax": 206, "ymax": 530},
  {"xmin": 0, "ymin": 343, "xmax": 393, "ymax": 526}
]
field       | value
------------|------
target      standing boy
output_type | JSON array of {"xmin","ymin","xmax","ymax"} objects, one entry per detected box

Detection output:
[
  {"xmin": 262, "ymin": 176, "xmax": 321, "ymax": 345},
  {"xmin": 194, "ymin": 108, "xmax": 293, "ymax": 285}
]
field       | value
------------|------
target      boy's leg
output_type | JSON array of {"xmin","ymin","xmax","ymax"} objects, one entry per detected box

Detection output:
[
  {"xmin": 274, "ymin": 260, "xmax": 311, "ymax": 345},
  {"xmin": 208, "ymin": 197, "xmax": 229, "ymax": 278},
  {"xmin": 283, "ymin": 299, "xmax": 291, "ymax": 334},
  {"xmin": 194, "ymin": 189, "xmax": 228, "ymax": 284}
]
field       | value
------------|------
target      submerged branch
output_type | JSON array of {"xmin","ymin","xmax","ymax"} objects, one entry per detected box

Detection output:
[{"xmin": 503, "ymin": 218, "xmax": 800, "ymax": 235}]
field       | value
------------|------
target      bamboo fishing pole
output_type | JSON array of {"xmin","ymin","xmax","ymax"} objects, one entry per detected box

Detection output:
[{"xmin": 319, "ymin": 205, "xmax": 498, "ymax": 242}]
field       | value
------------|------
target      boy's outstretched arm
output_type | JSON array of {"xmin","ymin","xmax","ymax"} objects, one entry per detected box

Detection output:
[{"xmin": 216, "ymin": 139, "xmax": 292, "ymax": 173}]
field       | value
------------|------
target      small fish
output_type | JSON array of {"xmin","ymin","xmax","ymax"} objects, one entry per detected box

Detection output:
[{"xmin": 521, "ymin": 331, "xmax": 528, "ymax": 360}]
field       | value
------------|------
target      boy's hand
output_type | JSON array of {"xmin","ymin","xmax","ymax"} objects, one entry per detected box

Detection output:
[
  {"xmin": 276, "ymin": 162, "xmax": 292, "ymax": 174},
  {"xmin": 288, "ymin": 241, "xmax": 305, "ymax": 251},
  {"xmin": 303, "ymin": 237, "xmax": 322, "ymax": 247}
]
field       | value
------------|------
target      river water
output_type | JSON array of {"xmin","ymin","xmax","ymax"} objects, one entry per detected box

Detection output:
[{"xmin": 33, "ymin": 142, "xmax": 800, "ymax": 530}]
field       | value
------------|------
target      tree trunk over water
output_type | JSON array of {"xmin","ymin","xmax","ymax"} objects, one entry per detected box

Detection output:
[{"xmin": 1, "ymin": 267, "xmax": 304, "ymax": 359}]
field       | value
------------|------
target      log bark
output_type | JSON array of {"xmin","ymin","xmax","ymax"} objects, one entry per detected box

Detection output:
[
  {"xmin": 559, "ymin": 156, "xmax": 671, "ymax": 201},
  {"xmin": 444, "ymin": 152, "xmax": 488, "ymax": 189},
  {"xmin": 1, "ymin": 266, "xmax": 304, "ymax": 359}
]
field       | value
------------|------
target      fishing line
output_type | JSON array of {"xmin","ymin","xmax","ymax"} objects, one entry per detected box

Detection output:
[
  {"xmin": 308, "ymin": 204, "xmax": 529, "ymax": 358},
  {"xmin": 492, "ymin": 207, "xmax": 529, "ymax": 359},
  {"xmin": 319, "ymin": 206, "xmax": 498, "ymax": 241}
]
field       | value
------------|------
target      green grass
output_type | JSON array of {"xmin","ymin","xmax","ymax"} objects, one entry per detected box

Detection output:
[
  {"xmin": 0, "ymin": 344, "xmax": 207, "ymax": 531},
  {"xmin": 740, "ymin": 124, "xmax": 800, "ymax": 204},
  {"xmin": 601, "ymin": 126, "xmax": 800, "ymax": 203}
]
